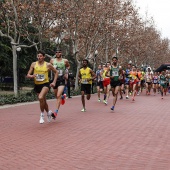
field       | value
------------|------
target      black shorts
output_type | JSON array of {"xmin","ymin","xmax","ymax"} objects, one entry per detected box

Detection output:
[
  {"xmin": 34, "ymin": 83, "xmax": 50, "ymax": 94},
  {"xmin": 81, "ymin": 84, "xmax": 91, "ymax": 94},
  {"xmin": 146, "ymin": 82, "xmax": 152, "ymax": 85},
  {"xmin": 53, "ymin": 76, "xmax": 65, "ymax": 89},
  {"xmin": 96, "ymin": 81, "xmax": 103, "ymax": 89},
  {"xmin": 110, "ymin": 80, "xmax": 121, "ymax": 88}
]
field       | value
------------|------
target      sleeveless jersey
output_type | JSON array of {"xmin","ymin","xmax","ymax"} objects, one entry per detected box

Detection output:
[
  {"xmin": 34, "ymin": 61, "xmax": 49, "ymax": 85},
  {"xmin": 129, "ymin": 71, "xmax": 138, "ymax": 82},
  {"xmin": 53, "ymin": 59, "xmax": 65, "ymax": 76},
  {"xmin": 80, "ymin": 67, "xmax": 92, "ymax": 84},
  {"xmin": 160, "ymin": 75, "xmax": 166, "ymax": 85},
  {"xmin": 110, "ymin": 65, "xmax": 119, "ymax": 81},
  {"xmin": 96, "ymin": 69, "xmax": 103, "ymax": 82},
  {"xmin": 153, "ymin": 75, "xmax": 158, "ymax": 84}
]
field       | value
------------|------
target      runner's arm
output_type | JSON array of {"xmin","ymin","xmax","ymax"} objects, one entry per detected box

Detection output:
[{"xmin": 26, "ymin": 62, "xmax": 36, "ymax": 78}]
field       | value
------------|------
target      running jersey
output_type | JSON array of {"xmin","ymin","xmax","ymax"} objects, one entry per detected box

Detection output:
[
  {"xmin": 160, "ymin": 75, "xmax": 166, "ymax": 85},
  {"xmin": 80, "ymin": 67, "xmax": 92, "ymax": 84},
  {"xmin": 96, "ymin": 69, "xmax": 103, "ymax": 82},
  {"xmin": 153, "ymin": 75, "xmax": 158, "ymax": 84},
  {"xmin": 34, "ymin": 61, "xmax": 49, "ymax": 85},
  {"xmin": 137, "ymin": 71, "xmax": 142, "ymax": 80},
  {"xmin": 53, "ymin": 58, "xmax": 66, "ymax": 76},
  {"xmin": 145, "ymin": 73, "xmax": 152, "ymax": 82},
  {"xmin": 129, "ymin": 71, "xmax": 138, "ymax": 82},
  {"xmin": 140, "ymin": 71, "xmax": 145, "ymax": 80},
  {"xmin": 102, "ymin": 67, "xmax": 110, "ymax": 79},
  {"xmin": 125, "ymin": 69, "xmax": 131, "ymax": 78},
  {"xmin": 110, "ymin": 65, "xmax": 119, "ymax": 81}
]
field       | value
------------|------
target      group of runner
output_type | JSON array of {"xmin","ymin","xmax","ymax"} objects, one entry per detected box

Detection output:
[
  {"xmin": 26, "ymin": 50, "xmax": 170, "ymax": 124},
  {"xmin": 95, "ymin": 60, "xmax": 170, "ymax": 105}
]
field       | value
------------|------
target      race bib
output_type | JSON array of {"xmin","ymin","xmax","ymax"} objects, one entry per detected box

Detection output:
[
  {"xmin": 153, "ymin": 79, "xmax": 157, "ymax": 83},
  {"xmin": 160, "ymin": 80, "xmax": 165, "ymax": 84},
  {"xmin": 36, "ymin": 74, "xmax": 45, "ymax": 81},
  {"xmin": 58, "ymin": 69, "xmax": 64, "ymax": 76},
  {"xmin": 81, "ymin": 79, "xmax": 88, "ymax": 84},
  {"xmin": 112, "ymin": 71, "xmax": 118, "ymax": 76}
]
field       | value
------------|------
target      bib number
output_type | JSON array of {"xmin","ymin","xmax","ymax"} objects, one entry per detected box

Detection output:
[
  {"xmin": 112, "ymin": 71, "xmax": 118, "ymax": 76},
  {"xmin": 58, "ymin": 69, "xmax": 64, "ymax": 76},
  {"xmin": 81, "ymin": 79, "xmax": 88, "ymax": 84},
  {"xmin": 36, "ymin": 74, "xmax": 45, "ymax": 81}
]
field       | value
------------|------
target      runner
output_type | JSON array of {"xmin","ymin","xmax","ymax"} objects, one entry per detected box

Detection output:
[
  {"xmin": 50, "ymin": 49, "xmax": 70, "ymax": 119},
  {"xmin": 105, "ymin": 56, "xmax": 121, "ymax": 111},
  {"xmin": 136, "ymin": 67, "xmax": 142, "ymax": 95},
  {"xmin": 152, "ymin": 72, "xmax": 159, "ymax": 96},
  {"xmin": 119, "ymin": 66, "xmax": 125, "ymax": 99},
  {"xmin": 96, "ymin": 64, "xmax": 103, "ymax": 102},
  {"xmin": 125, "ymin": 63, "xmax": 132, "ymax": 99},
  {"xmin": 140, "ymin": 67, "xmax": 145, "ymax": 93},
  {"xmin": 26, "ymin": 50, "xmax": 58, "ymax": 124},
  {"xmin": 129, "ymin": 65, "xmax": 139, "ymax": 101},
  {"xmin": 159, "ymin": 70, "xmax": 167, "ymax": 99},
  {"xmin": 78, "ymin": 59, "xmax": 96, "ymax": 112},
  {"xmin": 101, "ymin": 62, "xmax": 111, "ymax": 105},
  {"xmin": 145, "ymin": 67, "xmax": 153, "ymax": 95}
]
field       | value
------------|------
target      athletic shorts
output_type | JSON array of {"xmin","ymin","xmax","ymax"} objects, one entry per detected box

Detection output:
[
  {"xmin": 146, "ymin": 82, "xmax": 152, "ymax": 86},
  {"xmin": 34, "ymin": 82, "xmax": 50, "ymax": 94},
  {"xmin": 81, "ymin": 84, "xmax": 91, "ymax": 94},
  {"xmin": 96, "ymin": 81, "xmax": 103, "ymax": 89},
  {"xmin": 103, "ymin": 78, "xmax": 110, "ymax": 87},
  {"xmin": 125, "ymin": 78, "xmax": 130, "ymax": 85},
  {"xmin": 110, "ymin": 80, "xmax": 121, "ymax": 88},
  {"xmin": 53, "ymin": 76, "xmax": 65, "ymax": 89}
]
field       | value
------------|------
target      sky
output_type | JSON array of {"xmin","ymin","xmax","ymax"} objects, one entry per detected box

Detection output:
[{"xmin": 134, "ymin": 0, "xmax": 170, "ymax": 39}]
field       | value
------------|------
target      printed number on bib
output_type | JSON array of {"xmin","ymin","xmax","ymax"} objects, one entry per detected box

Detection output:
[
  {"xmin": 112, "ymin": 71, "xmax": 118, "ymax": 76},
  {"xmin": 36, "ymin": 74, "xmax": 45, "ymax": 81},
  {"xmin": 58, "ymin": 70, "xmax": 63, "ymax": 76},
  {"xmin": 82, "ymin": 79, "xmax": 88, "ymax": 84}
]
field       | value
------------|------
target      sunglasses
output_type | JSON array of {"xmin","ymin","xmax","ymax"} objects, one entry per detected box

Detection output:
[{"xmin": 56, "ymin": 51, "xmax": 61, "ymax": 53}]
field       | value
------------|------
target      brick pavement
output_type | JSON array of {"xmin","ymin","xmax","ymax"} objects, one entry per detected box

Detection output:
[{"xmin": 0, "ymin": 92, "xmax": 170, "ymax": 170}]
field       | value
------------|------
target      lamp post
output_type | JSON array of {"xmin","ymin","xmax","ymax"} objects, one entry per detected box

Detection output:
[
  {"xmin": 55, "ymin": 37, "xmax": 61, "ymax": 50},
  {"xmin": 93, "ymin": 50, "xmax": 98, "ymax": 72},
  {"xmin": 16, "ymin": 47, "xmax": 21, "ymax": 90}
]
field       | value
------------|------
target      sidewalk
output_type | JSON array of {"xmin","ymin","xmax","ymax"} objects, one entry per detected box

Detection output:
[{"xmin": 0, "ymin": 92, "xmax": 170, "ymax": 170}]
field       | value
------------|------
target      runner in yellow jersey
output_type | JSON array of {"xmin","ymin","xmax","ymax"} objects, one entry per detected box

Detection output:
[
  {"xmin": 78, "ymin": 59, "xmax": 96, "ymax": 112},
  {"xmin": 27, "ymin": 50, "xmax": 58, "ymax": 124}
]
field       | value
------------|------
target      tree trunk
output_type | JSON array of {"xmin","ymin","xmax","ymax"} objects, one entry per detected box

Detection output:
[
  {"xmin": 12, "ymin": 45, "xmax": 18, "ymax": 97},
  {"xmin": 74, "ymin": 61, "xmax": 81, "ymax": 90}
]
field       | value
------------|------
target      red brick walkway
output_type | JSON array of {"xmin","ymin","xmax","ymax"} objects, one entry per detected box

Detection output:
[{"xmin": 0, "ymin": 91, "xmax": 170, "ymax": 170}]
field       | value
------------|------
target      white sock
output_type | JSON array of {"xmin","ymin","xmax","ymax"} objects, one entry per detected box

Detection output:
[{"xmin": 41, "ymin": 112, "xmax": 44, "ymax": 117}]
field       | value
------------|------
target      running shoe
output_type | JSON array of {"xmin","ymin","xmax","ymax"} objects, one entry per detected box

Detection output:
[
  {"xmin": 111, "ymin": 106, "xmax": 114, "ymax": 110},
  {"xmin": 51, "ymin": 112, "xmax": 57, "ymax": 120},
  {"xmin": 120, "ymin": 96, "xmax": 123, "ymax": 100},
  {"xmin": 47, "ymin": 110, "xmax": 52, "ymax": 122},
  {"xmin": 132, "ymin": 98, "xmax": 135, "ymax": 101},
  {"xmin": 60, "ymin": 94, "xmax": 66, "ymax": 105},
  {"xmin": 81, "ymin": 108, "xmax": 86, "ymax": 112},
  {"xmin": 98, "ymin": 99, "xmax": 101, "ymax": 102},
  {"xmin": 103, "ymin": 100, "xmax": 106, "ymax": 103},
  {"xmin": 126, "ymin": 96, "xmax": 129, "ymax": 99},
  {"xmin": 39, "ymin": 115, "xmax": 44, "ymax": 124},
  {"xmin": 104, "ymin": 100, "xmax": 108, "ymax": 105}
]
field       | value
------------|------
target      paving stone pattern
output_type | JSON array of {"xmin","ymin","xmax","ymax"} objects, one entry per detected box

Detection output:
[{"xmin": 0, "ymin": 92, "xmax": 170, "ymax": 170}]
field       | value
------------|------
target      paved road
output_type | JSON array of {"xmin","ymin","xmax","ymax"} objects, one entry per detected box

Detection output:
[{"xmin": 0, "ymin": 92, "xmax": 170, "ymax": 170}]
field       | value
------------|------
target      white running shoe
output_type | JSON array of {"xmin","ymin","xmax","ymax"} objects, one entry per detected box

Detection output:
[
  {"xmin": 81, "ymin": 108, "xmax": 86, "ymax": 112},
  {"xmin": 39, "ymin": 115, "xmax": 44, "ymax": 124},
  {"xmin": 47, "ymin": 110, "xmax": 52, "ymax": 122}
]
